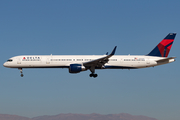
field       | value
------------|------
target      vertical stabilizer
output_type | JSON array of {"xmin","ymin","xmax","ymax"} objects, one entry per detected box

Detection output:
[{"xmin": 147, "ymin": 33, "xmax": 176, "ymax": 57}]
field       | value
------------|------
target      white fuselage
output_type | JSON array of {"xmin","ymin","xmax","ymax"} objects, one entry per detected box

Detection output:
[
  {"xmin": 3, "ymin": 33, "xmax": 176, "ymax": 77},
  {"xmin": 3, "ymin": 55, "xmax": 175, "ymax": 69}
]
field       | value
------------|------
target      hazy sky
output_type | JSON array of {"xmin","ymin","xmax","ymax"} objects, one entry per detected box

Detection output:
[{"xmin": 0, "ymin": 1, "xmax": 180, "ymax": 120}]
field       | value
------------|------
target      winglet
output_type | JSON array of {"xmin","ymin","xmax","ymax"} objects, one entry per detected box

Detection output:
[{"xmin": 110, "ymin": 46, "xmax": 117, "ymax": 55}]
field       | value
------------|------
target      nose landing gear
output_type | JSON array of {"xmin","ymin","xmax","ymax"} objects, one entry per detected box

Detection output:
[{"xmin": 18, "ymin": 68, "xmax": 24, "ymax": 77}]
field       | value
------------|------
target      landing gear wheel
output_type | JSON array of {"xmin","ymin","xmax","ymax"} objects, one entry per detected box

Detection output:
[
  {"xmin": 93, "ymin": 74, "xmax": 98, "ymax": 78},
  {"xmin": 89, "ymin": 73, "xmax": 98, "ymax": 78},
  {"xmin": 21, "ymin": 74, "xmax": 24, "ymax": 77},
  {"xmin": 89, "ymin": 74, "xmax": 93, "ymax": 77}
]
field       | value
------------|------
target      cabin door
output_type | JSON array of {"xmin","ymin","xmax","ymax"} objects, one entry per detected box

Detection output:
[
  {"xmin": 46, "ymin": 58, "xmax": 50, "ymax": 64},
  {"xmin": 17, "ymin": 58, "xmax": 21, "ymax": 64},
  {"xmin": 146, "ymin": 59, "xmax": 150, "ymax": 64}
]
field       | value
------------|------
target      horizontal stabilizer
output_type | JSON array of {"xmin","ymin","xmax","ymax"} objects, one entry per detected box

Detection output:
[{"xmin": 156, "ymin": 57, "xmax": 176, "ymax": 63}]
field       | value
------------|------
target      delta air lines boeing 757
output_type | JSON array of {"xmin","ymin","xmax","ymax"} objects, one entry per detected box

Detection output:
[{"xmin": 3, "ymin": 33, "xmax": 176, "ymax": 78}]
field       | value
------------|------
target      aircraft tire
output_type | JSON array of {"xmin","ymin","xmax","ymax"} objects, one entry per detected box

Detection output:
[{"xmin": 21, "ymin": 74, "xmax": 24, "ymax": 77}]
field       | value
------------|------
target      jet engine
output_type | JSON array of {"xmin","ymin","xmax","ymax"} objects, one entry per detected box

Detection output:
[{"xmin": 69, "ymin": 64, "xmax": 86, "ymax": 73}]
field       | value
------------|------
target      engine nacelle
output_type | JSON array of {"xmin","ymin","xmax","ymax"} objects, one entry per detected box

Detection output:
[{"xmin": 69, "ymin": 64, "xmax": 86, "ymax": 73}]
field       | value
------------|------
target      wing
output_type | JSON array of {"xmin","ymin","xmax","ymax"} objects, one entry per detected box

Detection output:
[{"xmin": 83, "ymin": 46, "xmax": 117, "ymax": 68}]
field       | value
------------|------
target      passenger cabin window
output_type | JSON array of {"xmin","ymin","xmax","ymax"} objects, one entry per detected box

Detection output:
[{"xmin": 7, "ymin": 59, "xmax": 13, "ymax": 62}]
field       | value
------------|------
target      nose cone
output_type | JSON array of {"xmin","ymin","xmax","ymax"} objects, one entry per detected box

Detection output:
[{"xmin": 3, "ymin": 62, "xmax": 8, "ymax": 67}]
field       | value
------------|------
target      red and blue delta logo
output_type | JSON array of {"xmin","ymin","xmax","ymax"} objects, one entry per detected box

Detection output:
[{"xmin": 22, "ymin": 57, "xmax": 41, "ymax": 61}]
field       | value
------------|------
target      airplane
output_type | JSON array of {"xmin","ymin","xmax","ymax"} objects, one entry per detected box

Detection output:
[{"xmin": 3, "ymin": 33, "xmax": 176, "ymax": 78}]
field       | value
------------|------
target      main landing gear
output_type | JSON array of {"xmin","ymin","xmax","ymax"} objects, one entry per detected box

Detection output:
[
  {"xmin": 18, "ymin": 68, "xmax": 24, "ymax": 77},
  {"xmin": 89, "ymin": 73, "xmax": 98, "ymax": 78},
  {"xmin": 89, "ymin": 66, "xmax": 98, "ymax": 78}
]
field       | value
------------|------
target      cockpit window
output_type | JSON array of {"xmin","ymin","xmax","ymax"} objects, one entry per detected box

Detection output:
[{"xmin": 7, "ymin": 59, "xmax": 13, "ymax": 62}]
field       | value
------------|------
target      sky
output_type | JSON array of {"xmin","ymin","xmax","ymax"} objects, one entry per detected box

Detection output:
[{"xmin": 0, "ymin": 0, "xmax": 180, "ymax": 120}]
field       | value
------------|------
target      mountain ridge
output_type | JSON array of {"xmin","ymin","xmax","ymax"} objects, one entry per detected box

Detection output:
[{"xmin": 0, "ymin": 113, "xmax": 158, "ymax": 120}]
